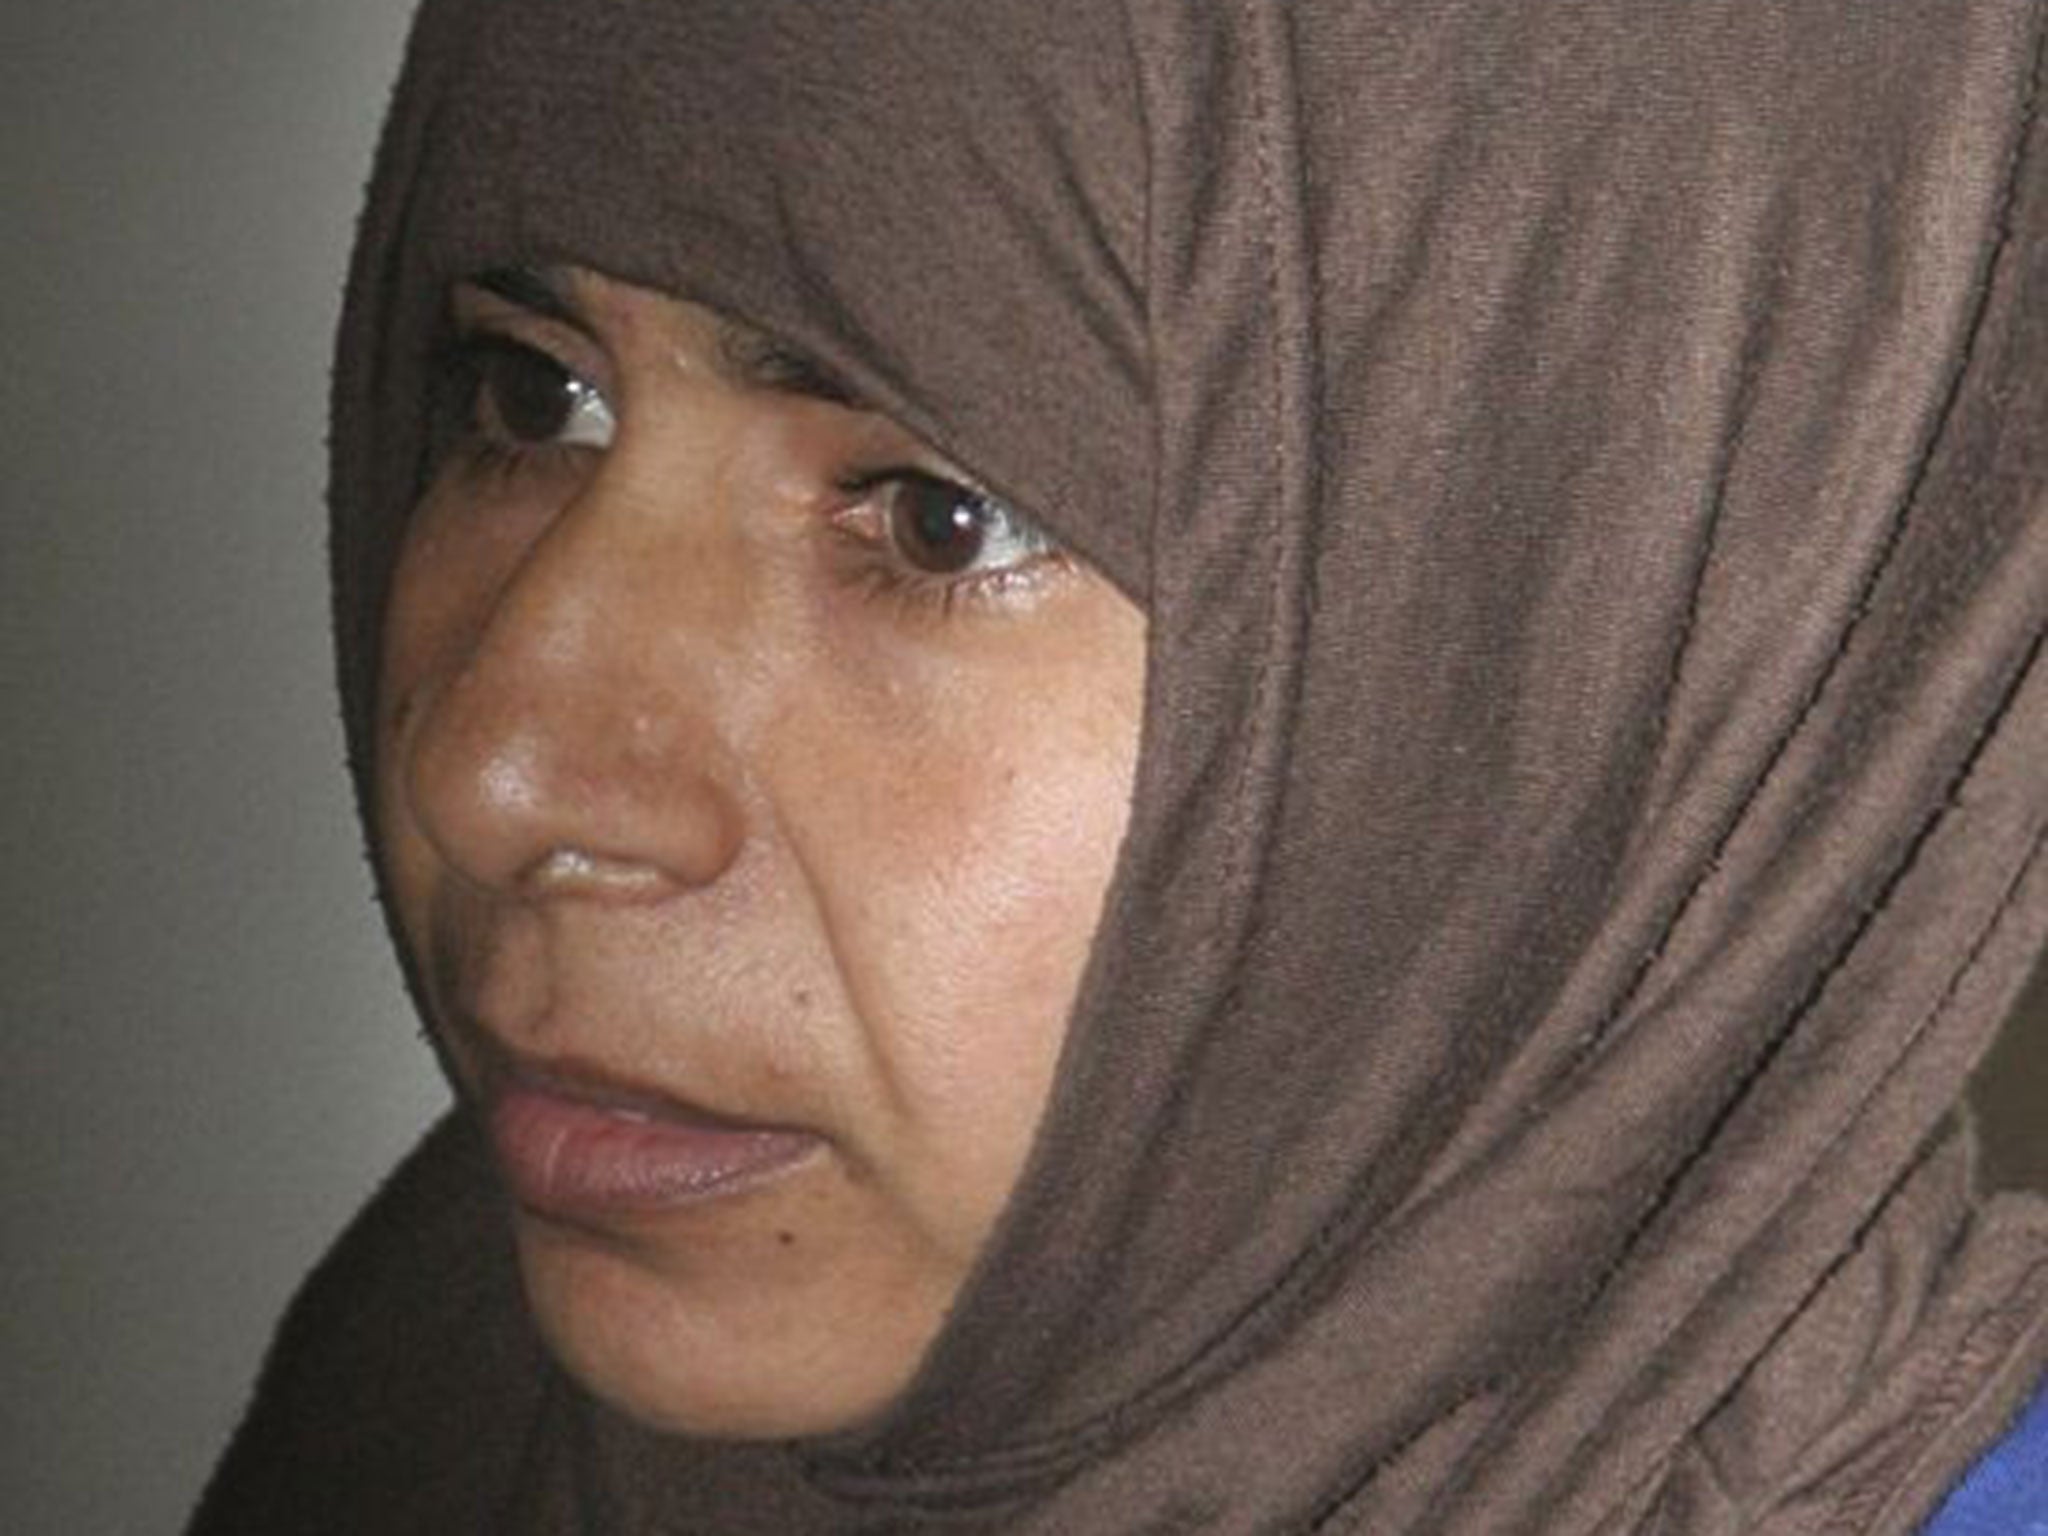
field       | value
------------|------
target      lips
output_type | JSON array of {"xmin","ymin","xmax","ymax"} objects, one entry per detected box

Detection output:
[{"xmin": 483, "ymin": 1059, "xmax": 822, "ymax": 1221}]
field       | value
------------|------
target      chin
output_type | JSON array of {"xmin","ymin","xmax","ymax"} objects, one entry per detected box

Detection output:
[
  {"xmin": 563, "ymin": 1355, "xmax": 908, "ymax": 1443},
  {"xmin": 511, "ymin": 1208, "xmax": 945, "ymax": 1441}
]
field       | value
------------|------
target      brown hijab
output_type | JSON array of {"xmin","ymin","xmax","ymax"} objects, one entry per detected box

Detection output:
[{"xmin": 197, "ymin": 0, "xmax": 2048, "ymax": 1531}]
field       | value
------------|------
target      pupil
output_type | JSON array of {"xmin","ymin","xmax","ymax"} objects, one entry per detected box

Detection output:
[
  {"xmin": 485, "ymin": 345, "xmax": 573, "ymax": 443},
  {"xmin": 898, "ymin": 478, "xmax": 986, "ymax": 574}
]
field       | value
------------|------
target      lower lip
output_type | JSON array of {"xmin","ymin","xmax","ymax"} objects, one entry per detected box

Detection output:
[{"xmin": 488, "ymin": 1085, "xmax": 820, "ymax": 1220}]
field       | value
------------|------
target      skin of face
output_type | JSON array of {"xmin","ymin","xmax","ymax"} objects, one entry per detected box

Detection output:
[{"xmin": 374, "ymin": 269, "xmax": 1146, "ymax": 1439}]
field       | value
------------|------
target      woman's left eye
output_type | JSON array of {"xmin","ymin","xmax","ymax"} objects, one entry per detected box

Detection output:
[{"xmin": 856, "ymin": 470, "xmax": 1057, "ymax": 581}]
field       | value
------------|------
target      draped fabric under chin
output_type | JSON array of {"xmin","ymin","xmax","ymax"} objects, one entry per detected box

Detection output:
[{"xmin": 197, "ymin": 1, "xmax": 2048, "ymax": 1533}]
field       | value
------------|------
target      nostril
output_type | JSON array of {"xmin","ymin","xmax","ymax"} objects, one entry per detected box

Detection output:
[{"xmin": 519, "ymin": 846, "xmax": 679, "ymax": 902}]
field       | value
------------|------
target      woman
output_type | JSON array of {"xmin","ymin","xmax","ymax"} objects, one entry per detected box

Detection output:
[{"xmin": 193, "ymin": 0, "xmax": 2047, "ymax": 1530}]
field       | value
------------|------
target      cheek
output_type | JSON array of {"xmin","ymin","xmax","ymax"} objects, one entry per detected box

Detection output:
[
  {"xmin": 780, "ymin": 607, "xmax": 1143, "ymax": 1227},
  {"xmin": 896, "ymin": 752, "xmax": 1131, "ymax": 1077}
]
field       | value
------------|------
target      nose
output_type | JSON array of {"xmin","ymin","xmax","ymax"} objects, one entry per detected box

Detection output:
[{"xmin": 393, "ymin": 467, "xmax": 749, "ymax": 902}]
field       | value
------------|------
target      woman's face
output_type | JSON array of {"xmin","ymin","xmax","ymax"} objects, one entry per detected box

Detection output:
[{"xmin": 376, "ymin": 269, "xmax": 1144, "ymax": 1438}]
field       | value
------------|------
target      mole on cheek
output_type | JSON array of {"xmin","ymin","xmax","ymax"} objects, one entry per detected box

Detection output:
[{"xmin": 777, "ymin": 1230, "xmax": 796, "ymax": 1248}]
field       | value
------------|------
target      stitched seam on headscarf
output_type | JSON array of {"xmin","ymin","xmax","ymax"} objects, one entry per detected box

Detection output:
[
  {"xmin": 1686, "ymin": 820, "xmax": 2045, "ymax": 1528},
  {"xmin": 1645, "ymin": 273, "xmax": 1779, "ymax": 821},
  {"xmin": 1560, "ymin": 615, "xmax": 2044, "ymax": 1536},
  {"xmin": 812, "ymin": 3, "xmax": 1323, "ymax": 1500},
  {"xmin": 1614, "ymin": 0, "xmax": 2048, "ymax": 1359},
  {"xmin": 1593, "ymin": 0, "xmax": 2048, "ymax": 1391},
  {"xmin": 1688, "ymin": 1122, "xmax": 1970, "ymax": 1507},
  {"xmin": 1815, "ymin": 832, "xmax": 2048, "ymax": 1535},
  {"xmin": 1206, "ymin": 0, "xmax": 1314, "ymax": 979},
  {"xmin": 1569, "ymin": 244, "xmax": 1787, "ymax": 1128},
  {"xmin": 1374, "ymin": 782, "xmax": 2045, "ymax": 1536},
  {"xmin": 1130, "ymin": 0, "xmax": 1340, "ymax": 1460},
  {"xmin": 1119, "ymin": 0, "xmax": 1153, "ymax": 478},
  {"xmin": 1569, "ymin": 0, "xmax": 2048, "ymax": 1082},
  {"xmin": 1527, "ymin": 637, "xmax": 2048, "ymax": 1536}
]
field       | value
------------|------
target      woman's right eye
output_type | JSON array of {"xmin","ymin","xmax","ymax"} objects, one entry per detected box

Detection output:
[{"xmin": 452, "ymin": 335, "xmax": 615, "ymax": 453}]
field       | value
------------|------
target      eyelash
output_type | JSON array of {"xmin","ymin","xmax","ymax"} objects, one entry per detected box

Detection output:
[
  {"xmin": 432, "ymin": 333, "xmax": 604, "ymax": 483},
  {"xmin": 827, "ymin": 469, "xmax": 1068, "ymax": 620},
  {"xmin": 430, "ymin": 327, "xmax": 1069, "ymax": 618}
]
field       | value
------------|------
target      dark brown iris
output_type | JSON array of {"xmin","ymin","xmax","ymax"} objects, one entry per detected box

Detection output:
[
  {"xmin": 887, "ymin": 473, "xmax": 996, "ymax": 575},
  {"xmin": 471, "ymin": 337, "xmax": 579, "ymax": 444}
]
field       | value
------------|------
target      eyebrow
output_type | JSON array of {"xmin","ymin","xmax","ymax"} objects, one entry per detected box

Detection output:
[
  {"xmin": 716, "ymin": 330, "xmax": 865, "ymax": 409},
  {"xmin": 468, "ymin": 266, "xmax": 587, "ymax": 331},
  {"xmin": 464, "ymin": 266, "xmax": 867, "ymax": 409}
]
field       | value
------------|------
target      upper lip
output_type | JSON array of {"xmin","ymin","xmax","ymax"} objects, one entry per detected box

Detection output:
[{"xmin": 459, "ymin": 1018, "xmax": 798, "ymax": 1135}]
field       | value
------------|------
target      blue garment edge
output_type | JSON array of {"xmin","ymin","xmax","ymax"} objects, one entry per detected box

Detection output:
[{"xmin": 1919, "ymin": 1378, "xmax": 2048, "ymax": 1535}]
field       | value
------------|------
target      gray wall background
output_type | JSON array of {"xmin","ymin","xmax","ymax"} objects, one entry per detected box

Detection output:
[
  {"xmin": 4, "ymin": 3, "xmax": 440, "ymax": 1531},
  {"xmin": 0, "ymin": 4, "xmax": 2041, "ymax": 1533}
]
